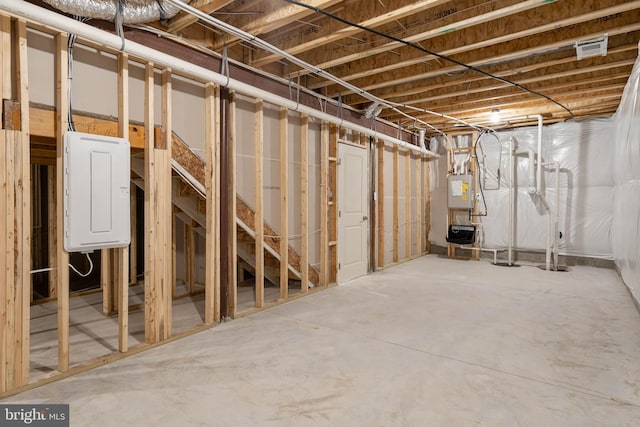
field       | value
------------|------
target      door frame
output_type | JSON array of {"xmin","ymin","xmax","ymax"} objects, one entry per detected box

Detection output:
[{"xmin": 337, "ymin": 140, "xmax": 370, "ymax": 283}]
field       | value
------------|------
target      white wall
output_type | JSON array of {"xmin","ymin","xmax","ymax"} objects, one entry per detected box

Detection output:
[{"xmin": 612, "ymin": 47, "xmax": 640, "ymax": 300}]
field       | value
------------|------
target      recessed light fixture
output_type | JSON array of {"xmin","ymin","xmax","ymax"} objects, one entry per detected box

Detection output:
[{"xmin": 490, "ymin": 108, "xmax": 501, "ymax": 124}]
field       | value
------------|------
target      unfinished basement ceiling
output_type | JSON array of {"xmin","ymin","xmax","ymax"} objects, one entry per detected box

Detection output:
[{"xmin": 151, "ymin": 0, "xmax": 640, "ymax": 131}]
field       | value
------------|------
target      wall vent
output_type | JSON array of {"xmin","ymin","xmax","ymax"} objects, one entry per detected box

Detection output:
[{"xmin": 575, "ymin": 34, "xmax": 608, "ymax": 60}]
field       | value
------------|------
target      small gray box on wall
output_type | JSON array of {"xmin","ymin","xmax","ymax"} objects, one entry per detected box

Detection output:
[
  {"xmin": 63, "ymin": 131, "xmax": 130, "ymax": 252},
  {"xmin": 447, "ymin": 174, "xmax": 474, "ymax": 209}
]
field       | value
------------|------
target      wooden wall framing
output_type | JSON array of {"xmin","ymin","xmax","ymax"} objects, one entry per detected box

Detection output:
[
  {"xmin": 0, "ymin": 13, "xmax": 432, "ymax": 395},
  {"xmin": 375, "ymin": 141, "xmax": 432, "ymax": 269}
]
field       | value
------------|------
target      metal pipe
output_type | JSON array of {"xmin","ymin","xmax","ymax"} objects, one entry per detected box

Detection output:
[{"xmin": 1, "ymin": 0, "xmax": 436, "ymax": 157}]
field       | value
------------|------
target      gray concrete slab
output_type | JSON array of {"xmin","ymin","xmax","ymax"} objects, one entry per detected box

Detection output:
[{"xmin": 5, "ymin": 255, "xmax": 640, "ymax": 426}]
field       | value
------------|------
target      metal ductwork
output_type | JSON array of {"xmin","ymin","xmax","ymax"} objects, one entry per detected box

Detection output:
[{"xmin": 42, "ymin": 0, "xmax": 189, "ymax": 24}]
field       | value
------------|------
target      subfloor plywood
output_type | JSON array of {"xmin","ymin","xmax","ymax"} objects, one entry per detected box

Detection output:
[{"xmin": 9, "ymin": 256, "xmax": 640, "ymax": 426}]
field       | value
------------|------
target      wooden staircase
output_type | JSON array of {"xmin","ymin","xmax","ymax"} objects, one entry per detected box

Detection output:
[{"xmin": 131, "ymin": 136, "xmax": 320, "ymax": 289}]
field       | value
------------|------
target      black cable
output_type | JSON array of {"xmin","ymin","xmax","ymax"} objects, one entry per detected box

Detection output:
[{"xmin": 283, "ymin": 0, "xmax": 574, "ymax": 118}]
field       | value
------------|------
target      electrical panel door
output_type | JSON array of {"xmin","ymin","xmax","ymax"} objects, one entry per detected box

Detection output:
[{"xmin": 63, "ymin": 131, "xmax": 130, "ymax": 252}]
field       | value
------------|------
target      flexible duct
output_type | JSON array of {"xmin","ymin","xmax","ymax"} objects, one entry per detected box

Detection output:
[{"xmin": 42, "ymin": 0, "xmax": 187, "ymax": 24}]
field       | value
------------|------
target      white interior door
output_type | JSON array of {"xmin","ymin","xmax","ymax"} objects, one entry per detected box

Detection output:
[{"xmin": 338, "ymin": 143, "xmax": 368, "ymax": 283}]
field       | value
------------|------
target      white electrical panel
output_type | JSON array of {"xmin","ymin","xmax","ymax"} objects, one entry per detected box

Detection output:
[
  {"xmin": 64, "ymin": 131, "xmax": 131, "ymax": 252},
  {"xmin": 447, "ymin": 174, "xmax": 475, "ymax": 209}
]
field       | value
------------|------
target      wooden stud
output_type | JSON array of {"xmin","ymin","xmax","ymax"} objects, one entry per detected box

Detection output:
[
  {"xmin": 393, "ymin": 145, "xmax": 399, "ymax": 263},
  {"xmin": 228, "ymin": 91, "xmax": 237, "ymax": 317},
  {"xmin": 0, "ymin": 21, "xmax": 7, "ymax": 390},
  {"xmin": 161, "ymin": 69, "xmax": 173, "ymax": 336},
  {"xmin": 185, "ymin": 221, "xmax": 195, "ymax": 294},
  {"xmin": 129, "ymin": 183, "xmax": 137, "ymax": 284},
  {"xmin": 213, "ymin": 86, "xmax": 221, "ymax": 322},
  {"xmin": 329, "ymin": 125, "xmax": 338, "ymax": 284},
  {"xmin": 0, "ymin": 132, "xmax": 6, "ymax": 393},
  {"xmin": 300, "ymin": 114, "xmax": 309, "ymax": 293},
  {"xmin": 424, "ymin": 159, "xmax": 431, "ymax": 253},
  {"xmin": 143, "ymin": 62, "xmax": 158, "ymax": 344},
  {"xmin": 101, "ymin": 248, "xmax": 113, "ymax": 315},
  {"xmin": 377, "ymin": 139, "xmax": 384, "ymax": 268},
  {"xmin": 405, "ymin": 150, "xmax": 411, "ymax": 260},
  {"xmin": 117, "ymin": 52, "xmax": 130, "ymax": 353},
  {"xmin": 416, "ymin": 153, "xmax": 423, "ymax": 255},
  {"xmin": 319, "ymin": 121, "xmax": 329, "ymax": 287},
  {"xmin": 55, "ymin": 32, "xmax": 70, "ymax": 372},
  {"xmin": 204, "ymin": 83, "xmax": 216, "ymax": 324},
  {"xmin": 171, "ymin": 214, "xmax": 177, "ymax": 298},
  {"xmin": 471, "ymin": 131, "xmax": 480, "ymax": 261},
  {"xmin": 279, "ymin": 107, "xmax": 288, "ymax": 300},
  {"xmin": 47, "ymin": 166, "xmax": 56, "ymax": 298},
  {"xmin": 5, "ymin": 130, "xmax": 16, "ymax": 389},
  {"xmin": 15, "ymin": 19, "xmax": 31, "ymax": 386},
  {"xmin": 254, "ymin": 99, "xmax": 264, "ymax": 308}
]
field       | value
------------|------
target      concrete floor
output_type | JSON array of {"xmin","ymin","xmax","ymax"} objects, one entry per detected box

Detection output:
[{"xmin": 6, "ymin": 255, "xmax": 640, "ymax": 426}]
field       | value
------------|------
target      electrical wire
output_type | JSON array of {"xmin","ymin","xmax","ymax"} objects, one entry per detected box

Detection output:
[
  {"xmin": 471, "ymin": 130, "xmax": 489, "ymax": 217},
  {"xmin": 30, "ymin": 253, "xmax": 94, "ymax": 277},
  {"xmin": 163, "ymin": 0, "xmax": 451, "ymax": 146},
  {"xmin": 283, "ymin": 0, "xmax": 574, "ymax": 119},
  {"xmin": 67, "ymin": 16, "xmax": 90, "ymax": 132}
]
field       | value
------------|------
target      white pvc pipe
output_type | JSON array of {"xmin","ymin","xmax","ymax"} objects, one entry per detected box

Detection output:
[
  {"xmin": 543, "ymin": 161, "xmax": 560, "ymax": 270},
  {"xmin": 1, "ymin": 0, "xmax": 435, "ymax": 156},
  {"xmin": 508, "ymin": 137, "xmax": 514, "ymax": 265},
  {"xmin": 515, "ymin": 149, "xmax": 536, "ymax": 194}
]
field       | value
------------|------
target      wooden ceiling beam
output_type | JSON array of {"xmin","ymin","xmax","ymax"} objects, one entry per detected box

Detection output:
[
  {"xmin": 166, "ymin": 0, "xmax": 236, "ymax": 33},
  {"xmin": 382, "ymin": 82, "xmax": 627, "ymax": 122},
  {"xmin": 401, "ymin": 91, "xmax": 623, "ymax": 125},
  {"xmin": 401, "ymin": 73, "xmax": 631, "ymax": 111},
  {"xmin": 372, "ymin": 54, "xmax": 636, "ymax": 111},
  {"xmin": 369, "ymin": 42, "xmax": 639, "ymax": 104},
  {"xmin": 251, "ymin": 0, "xmax": 452, "ymax": 67},
  {"xmin": 211, "ymin": 0, "xmax": 343, "ymax": 51},
  {"xmin": 291, "ymin": 0, "xmax": 559, "ymax": 77},
  {"xmin": 323, "ymin": 21, "xmax": 640, "ymax": 100},
  {"xmin": 310, "ymin": 3, "xmax": 640, "ymax": 93}
]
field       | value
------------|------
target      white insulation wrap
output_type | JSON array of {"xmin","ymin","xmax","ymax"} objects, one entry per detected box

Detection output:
[
  {"xmin": 612, "ymin": 44, "xmax": 640, "ymax": 301},
  {"xmin": 42, "ymin": 0, "xmax": 186, "ymax": 24},
  {"xmin": 430, "ymin": 119, "xmax": 617, "ymax": 259}
]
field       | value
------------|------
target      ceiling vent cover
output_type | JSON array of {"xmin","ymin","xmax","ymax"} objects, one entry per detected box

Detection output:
[{"xmin": 575, "ymin": 34, "xmax": 608, "ymax": 60}]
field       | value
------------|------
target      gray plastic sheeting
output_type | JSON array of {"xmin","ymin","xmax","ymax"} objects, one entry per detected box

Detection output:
[{"xmin": 613, "ymin": 42, "xmax": 640, "ymax": 301}]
